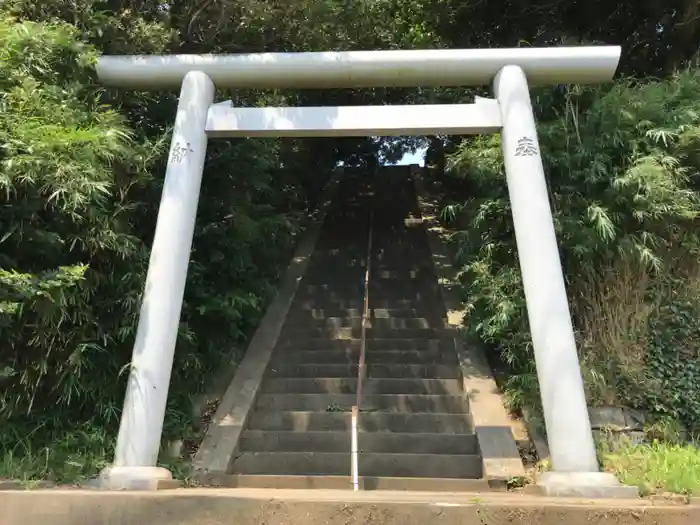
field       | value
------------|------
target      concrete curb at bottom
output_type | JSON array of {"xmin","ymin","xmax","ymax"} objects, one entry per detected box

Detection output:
[
  {"xmin": 190, "ymin": 170, "xmax": 342, "ymax": 479},
  {"xmin": 1, "ymin": 489, "xmax": 698, "ymax": 525},
  {"xmin": 409, "ymin": 165, "xmax": 526, "ymax": 484}
]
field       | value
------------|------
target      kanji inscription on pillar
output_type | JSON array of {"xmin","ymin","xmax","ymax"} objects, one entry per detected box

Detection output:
[
  {"xmin": 515, "ymin": 136, "xmax": 538, "ymax": 157},
  {"xmin": 169, "ymin": 141, "xmax": 194, "ymax": 163}
]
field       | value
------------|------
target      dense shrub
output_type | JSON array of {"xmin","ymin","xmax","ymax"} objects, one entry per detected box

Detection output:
[{"xmin": 0, "ymin": 18, "xmax": 306, "ymax": 481}]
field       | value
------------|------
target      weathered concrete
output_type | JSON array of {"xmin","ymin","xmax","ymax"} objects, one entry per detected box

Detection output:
[
  {"xmin": 267, "ymin": 362, "xmax": 461, "ymax": 379},
  {"xmin": 246, "ymin": 411, "xmax": 473, "ymax": 433},
  {"xmin": 521, "ymin": 405, "xmax": 551, "ymax": 461},
  {"xmin": 411, "ymin": 166, "xmax": 527, "ymax": 484},
  {"xmin": 230, "ymin": 451, "xmax": 482, "ymax": 478},
  {"xmin": 270, "ymin": 348, "xmax": 458, "ymax": 365},
  {"xmin": 239, "ymin": 430, "xmax": 478, "ymax": 454},
  {"xmin": 254, "ymin": 393, "xmax": 469, "ymax": 412},
  {"xmin": 191, "ymin": 173, "xmax": 340, "ymax": 478},
  {"xmin": 219, "ymin": 475, "xmax": 491, "ymax": 491},
  {"xmin": 260, "ymin": 377, "xmax": 464, "ymax": 395},
  {"xmin": 537, "ymin": 472, "xmax": 641, "ymax": 499},
  {"xmin": 1, "ymin": 488, "xmax": 697, "ymax": 525}
]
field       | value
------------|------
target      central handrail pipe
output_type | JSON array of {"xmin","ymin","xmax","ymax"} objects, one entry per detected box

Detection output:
[{"xmin": 351, "ymin": 185, "xmax": 375, "ymax": 491}]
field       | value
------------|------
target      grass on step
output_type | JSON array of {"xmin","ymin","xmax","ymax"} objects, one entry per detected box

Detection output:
[{"xmin": 601, "ymin": 440, "xmax": 700, "ymax": 496}]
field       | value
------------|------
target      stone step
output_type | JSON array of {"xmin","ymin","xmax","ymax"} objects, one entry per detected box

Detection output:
[
  {"xmin": 281, "ymin": 317, "xmax": 441, "ymax": 331},
  {"xmin": 261, "ymin": 377, "xmax": 463, "ymax": 395},
  {"xmin": 271, "ymin": 348, "xmax": 458, "ymax": 365},
  {"xmin": 370, "ymin": 266, "xmax": 435, "ymax": 275},
  {"xmin": 302, "ymin": 275, "xmax": 366, "ymax": 286},
  {"xmin": 306, "ymin": 255, "xmax": 367, "ymax": 266},
  {"xmin": 286, "ymin": 308, "xmax": 363, "ymax": 320},
  {"xmin": 255, "ymin": 393, "xmax": 468, "ymax": 413},
  {"xmin": 372, "ymin": 248, "xmax": 432, "ymax": 257},
  {"xmin": 310, "ymin": 248, "xmax": 368, "ymax": 257},
  {"xmin": 372, "ymin": 318, "xmax": 444, "ymax": 330},
  {"xmin": 371, "ymin": 260, "xmax": 434, "ymax": 268},
  {"xmin": 373, "ymin": 269, "xmax": 436, "ymax": 280},
  {"xmin": 372, "ymin": 238, "xmax": 431, "ymax": 246},
  {"xmin": 366, "ymin": 338, "xmax": 453, "ymax": 350},
  {"xmin": 306, "ymin": 258, "xmax": 367, "ymax": 269},
  {"xmin": 219, "ymin": 474, "xmax": 491, "ymax": 491},
  {"xmin": 368, "ymin": 349, "xmax": 457, "ymax": 365},
  {"xmin": 317, "ymin": 224, "xmax": 370, "ymax": 233},
  {"xmin": 371, "ymin": 308, "xmax": 440, "ymax": 319},
  {"xmin": 247, "ymin": 411, "xmax": 472, "ymax": 433},
  {"xmin": 301, "ymin": 277, "xmax": 439, "ymax": 289},
  {"xmin": 275, "ymin": 338, "xmax": 455, "ymax": 352},
  {"xmin": 292, "ymin": 299, "xmax": 365, "ymax": 311},
  {"xmin": 266, "ymin": 363, "xmax": 460, "ymax": 379},
  {"xmin": 239, "ymin": 430, "xmax": 349, "ymax": 453},
  {"xmin": 371, "ymin": 236, "xmax": 431, "ymax": 244},
  {"xmin": 366, "ymin": 328, "xmax": 444, "ymax": 339},
  {"xmin": 304, "ymin": 262, "xmax": 365, "ymax": 272},
  {"xmin": 305, "ymin": 283, "xmax": 439, "ymax": 295},
  {"xmin": 316, "ymin": 229, "xmax": 369, "ymax": 238},
  {"xmin": 286, "ymin": 308, "xmax": 435, "ymax": 321},
  {"xmin": 279, "ymin": 326, "xmax": 443, "ymax": 339},
  {"xmin": 292, "ymin": 294, "xmax": 439, "ymax": 306},
  {"xmin": 239, "ymin": 430, "xmax": 478, "ymax": 454},
  {"xmin": 289, "ymin": 303, "xmax": 441, "ymax": 317},
  {"xmin": 230, "ymin": 452, "xmax": 482, "ymax": 479},
  {"xmin": 284, "ymin": 317, "xmax": 366, "ymax": 330},
  {"xmin": 373, "ymin": 233, "xmax": 429, "ymax": 241},
  {"xmin": 292, "ymin": 291, "xmax": 364, "ymax": 303},
  {"xmin": 292, "ymin": 298, "xmax": 436, "ymax": 311},
  {"xmin": 275, "ymin": 338, "xmax": 362, "ymax": 352},
  {"xmin": 310, "ymin": 248, "xmax": 367, "ymax": 257},
  {"xmin": 366, "ymin": 292, "xmax": 443, "ymax": 303}
]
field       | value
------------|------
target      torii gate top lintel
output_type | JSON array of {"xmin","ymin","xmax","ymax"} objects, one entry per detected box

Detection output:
[{"xmin": 96, "ymin": 46, "xmax": 621, "ymax": 89}]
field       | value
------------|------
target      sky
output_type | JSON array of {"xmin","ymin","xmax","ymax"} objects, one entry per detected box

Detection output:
[{"xmin": 394, "ymin": 147, "xmax": 426, "ymax": 166}]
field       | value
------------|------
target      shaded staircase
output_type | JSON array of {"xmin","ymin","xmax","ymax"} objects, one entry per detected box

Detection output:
[{"xmin": 225, "ymin": 167, "xmax": 489, "ymax": 490}]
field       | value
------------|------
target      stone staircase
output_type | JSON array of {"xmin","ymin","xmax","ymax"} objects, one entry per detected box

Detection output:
[{"xmin": 223, "ymin": 167, "xmax": 489, "ymax": 490}]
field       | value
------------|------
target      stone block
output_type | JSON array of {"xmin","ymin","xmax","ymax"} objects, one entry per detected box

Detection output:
[
  {"xmin": 589, "ymin": 407, "xmax": 627, "ymax": 430},
  {"xmin": 623, "ymin": 408, "xmax": 647, "ymax": 430}
]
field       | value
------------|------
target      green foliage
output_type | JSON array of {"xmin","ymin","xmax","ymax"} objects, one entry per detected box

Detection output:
[
  {"xmin": 0, "ymin": 18, "xmax": 149, "ymax": 481},
  {"xmin": 442, "ymin": 70, "xmax": 700, "ymax": 431},
  {"xmin": 643, "ymin": 265, "xmax": 700, "ymax": 428},
  {"xmin": 0, "ymin": 15, "xmax": 306, "ymax": 483}
]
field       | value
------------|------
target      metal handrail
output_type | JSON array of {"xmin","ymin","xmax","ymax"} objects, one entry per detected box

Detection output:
[{"xmin": 351, "ymin": 198, "xmax": 374, "ymax": 491}]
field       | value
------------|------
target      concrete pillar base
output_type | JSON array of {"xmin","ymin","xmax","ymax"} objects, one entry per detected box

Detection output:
[
  {"xmin": 97, "ymin": 466, "xmax": 174, "ymax": 491},
  {"xmin": 537, "ymin": 471, "xmax": 639, "ymax": 498}
]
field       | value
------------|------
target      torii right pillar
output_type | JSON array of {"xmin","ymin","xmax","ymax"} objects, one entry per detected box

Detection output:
[{"xmin": 494, "ymin": 65, "xmax": 637, "ymax": 498}]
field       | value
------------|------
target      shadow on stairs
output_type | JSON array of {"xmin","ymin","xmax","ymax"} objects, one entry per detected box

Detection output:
[{"xmin": 193, "ymin": 165, "xmax": 525, "ymax": 492}]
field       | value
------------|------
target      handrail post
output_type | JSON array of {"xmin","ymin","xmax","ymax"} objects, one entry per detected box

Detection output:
[{"xmin": 351, "ymin": 406, "xmax": 360, "ymax": 491}]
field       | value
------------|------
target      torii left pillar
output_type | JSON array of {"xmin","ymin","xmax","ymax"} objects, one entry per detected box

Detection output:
[{"xmin": 99, "ymin": 71, "xmax": 214, "ymax": 489}]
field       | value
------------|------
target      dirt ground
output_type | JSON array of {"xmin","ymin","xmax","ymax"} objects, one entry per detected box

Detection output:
[{"xmin": 2, "ymin": 488, "xmax": 698, "ymax": 525}]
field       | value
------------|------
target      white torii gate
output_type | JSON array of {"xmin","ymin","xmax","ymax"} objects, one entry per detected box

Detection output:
[{"xmin": 95, "ymin": 47, "xmax": 636, "ymax": 497}]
